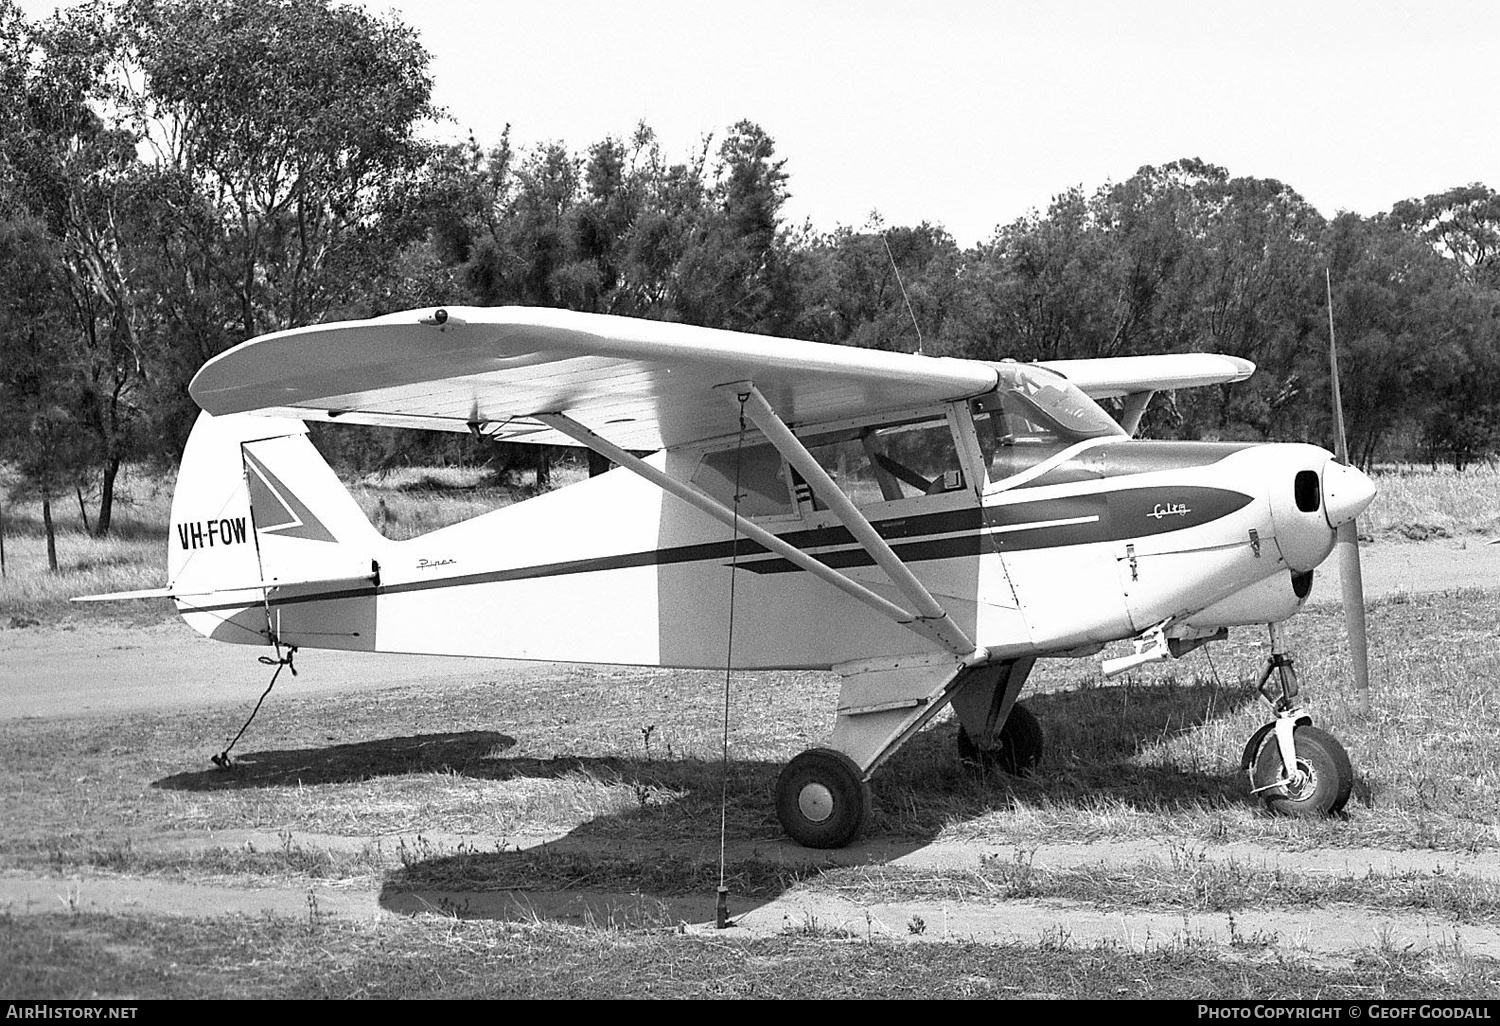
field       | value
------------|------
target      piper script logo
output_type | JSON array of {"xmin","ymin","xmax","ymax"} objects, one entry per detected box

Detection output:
[{"xmin": 1148, "ymin": 502, "xmax": 1192, "ymax": 520}]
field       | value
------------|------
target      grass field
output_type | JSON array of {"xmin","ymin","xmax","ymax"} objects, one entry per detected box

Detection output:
[
  {"xmin": 4, "ymin": 593, "xmax": 1498, "ymax": 861},
  {"xmin": 4, "ymin": 589, "xmax": 1500, "ymax": 996},
  {"xmin": 6, "ymin": 912, "xmax": 1494, "ymax": 1000},
  {"xmin": 3, "ymin": 459, "xmax": 1500, "ymax": 997}
]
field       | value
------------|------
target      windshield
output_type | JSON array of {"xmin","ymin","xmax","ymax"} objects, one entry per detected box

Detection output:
[
  {"xmin": 973, "ymin": 365, "xmax": 1124, "ymax": 483},
  {"xmin": 989, "ymin": 365, "xmax": 1126, "ymax": 439}
]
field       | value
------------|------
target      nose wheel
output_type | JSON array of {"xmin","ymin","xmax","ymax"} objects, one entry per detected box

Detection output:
[
  {"xmin": 775, "ymin": 748, "xmax": 871, "ymax": 849},
  {"xmin": 1249, "ymin": 723, "xmax": 1353, "ymax": 816},
  {"xmin": 1244, "ymin": 624, "xmax": 1354, "ymax": 817}
]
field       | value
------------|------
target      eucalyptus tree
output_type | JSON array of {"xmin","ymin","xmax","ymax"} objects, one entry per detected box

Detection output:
[
  {"xmin": 1170, "ymin": 171, "xmax": 1325, "ymax": 442},
  {"xmin": 946, "ymin": 160, "xmax": 1331, "ymax": 442},
  {"xmin": 0, "ymin": 212, "xmax": 78, "ymax": 567},
  {"xmin": 0, "ymin": 0, "xmax": 171, "ymax": 535},
  {"xmin": 1390, "ymin": 183, "xmax": 1500, "ymax": 287},
  {"xmin": 1385, "ymin": 184, "xmax": 1500, "ymax": 466},
  {"xmin": 958, "ymin": 185, "xmax": 1115, "ymax": 364},
  {"xmin": 125, "ymin": 0, "xmax": 439, "ymax": 340}
]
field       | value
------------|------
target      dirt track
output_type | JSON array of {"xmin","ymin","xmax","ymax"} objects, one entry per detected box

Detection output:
[
  {"xmin": 3, "ymin": 537, "xmax": 1499, "ymax": 960},
  {"xmin": 6, "ymin": 828, "xmax": 1500, "ymax": 958}
]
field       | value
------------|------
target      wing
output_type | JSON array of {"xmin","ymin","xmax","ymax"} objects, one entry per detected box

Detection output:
[
  {"xmin": 191, "ymin": 306, "xmax": 1000, "ymax": 451},
  {"xmin": 1039, "ymin": 353, "xmax": 1255, "ymax": 399}
]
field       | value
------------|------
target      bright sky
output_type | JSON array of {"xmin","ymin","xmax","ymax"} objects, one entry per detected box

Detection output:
[{"xmin": 18, "ymin": 0, "xmax": 1500, "ymax": 246}]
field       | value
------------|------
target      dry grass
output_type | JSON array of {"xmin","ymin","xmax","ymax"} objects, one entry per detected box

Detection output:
[
  {"xmin": 347, "ymin": 462, "xmax": 587, "ymax": 541},
  {"xmin": 7, "ymin": 909, "xmax": 1493, "ymax": 999},
  {"xmin": 5, "ymin": 461, "xmax": 1500, "ymax": 997},
  {"xmin": 878, "ymin": 590, "xmax": 1500, "ymax": 853},
  {"xmin": 4, "ymin": 593, "xmax": 1499, "ymax": 888},
  {"xmin": 1364, "ymin": 462, "xmax": 1500, "ymax": 540},
  {"xmin": 830, "ymin": 847, "xmax": 1500, "ymax": 921}
]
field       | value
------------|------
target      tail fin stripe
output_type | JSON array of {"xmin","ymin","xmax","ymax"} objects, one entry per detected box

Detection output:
[{"xmin": 243, "ymin": 449, "xmax": 339, "ymax": 543}]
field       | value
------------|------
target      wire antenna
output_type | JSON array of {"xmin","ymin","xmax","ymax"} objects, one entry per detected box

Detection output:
[
  {"xmin": 882, "ymin": 234, "xmax": 925, "ymax": 356},
  {"xmin": 714, "ymin": 391, "xmax": 751, "ymax": 930}
]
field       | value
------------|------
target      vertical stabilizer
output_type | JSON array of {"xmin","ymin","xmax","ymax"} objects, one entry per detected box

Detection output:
[{"xmin": 169, "ymin": 411, "xmax": 381, "ymax": 648}]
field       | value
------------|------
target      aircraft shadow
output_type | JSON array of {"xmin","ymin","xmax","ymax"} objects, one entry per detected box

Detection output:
[
  {"xmin": 153, "ymin": 731, "xmax": 521, "ymax": 790},
  {"xmin": 355, "ymin": 678, "xmax": 1268, "ymax": 926},
  {"xmin": 146, "ymin": 677, "xmax": 1263, "ymax": 925}
]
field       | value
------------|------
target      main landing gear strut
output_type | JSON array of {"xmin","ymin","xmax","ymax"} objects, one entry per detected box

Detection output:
[{"xmin": 1241, "ymin": 622, "xmax": 1353, "ymax": 816}]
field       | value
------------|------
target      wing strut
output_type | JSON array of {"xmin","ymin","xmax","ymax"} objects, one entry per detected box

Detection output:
[
  {"xmin": 726, "ymin": 383, "xmax": 978, "ymax": 659},
  {"xmin": 534, "ymin": 411, "xmax": 980, "ymax": 660}
]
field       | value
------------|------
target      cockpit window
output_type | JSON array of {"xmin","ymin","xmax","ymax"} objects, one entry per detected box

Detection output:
[
  {"xmin": 801, "ymin": 415, "xmax": 964, "ymax": 507},
  {"xmin": 692, "ymin": 443, "xmax": 795, "ymax": 517},
  {"xmin": 974, "ymin": 365, "xmax": 1124, "ymax": 483}
]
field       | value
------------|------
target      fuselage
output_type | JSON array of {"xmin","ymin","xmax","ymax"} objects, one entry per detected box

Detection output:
[
  {"xmin": 177, "ymin": 413, "xmax": 1368, "ymax": 672},
  {"xmin": 361, "ymin": 437, "xmax": 1347, "ymax": 667}
]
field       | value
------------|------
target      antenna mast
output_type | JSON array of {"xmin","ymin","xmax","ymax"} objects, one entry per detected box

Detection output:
[{"xmin": 882, "ymin": 234, "xmax": 925, "ymax": 356}]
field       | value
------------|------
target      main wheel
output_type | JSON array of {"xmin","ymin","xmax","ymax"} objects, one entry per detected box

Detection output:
[
  {"xmin": 1252, "ymin": 724, "xmax": 1353, "ymax": 817},
  {"xmin": 775, "ymin": 748, "xmax": 871, "ymax": 849},
  {"xmin": 957, "ymin": 702, "xmax": 1044, "ymax": 776}
]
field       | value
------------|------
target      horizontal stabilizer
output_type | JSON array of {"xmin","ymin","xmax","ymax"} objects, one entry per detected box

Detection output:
[
  {"xmin": 72, "ymin": 586, "xmax": 176, "ymax": 603},
  {"xmin": 73, "ymin": 571, "xmax": 378, "ymax": 604}
]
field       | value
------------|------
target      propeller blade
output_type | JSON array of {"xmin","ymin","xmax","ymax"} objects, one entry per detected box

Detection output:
[
  {"xmin": 1326, "ymin": 270, "xmax": 1372, "ymax": 716},
  {"xmin": 1336, "ymin": 520, "xmax": 1371, "ymax": 715}
]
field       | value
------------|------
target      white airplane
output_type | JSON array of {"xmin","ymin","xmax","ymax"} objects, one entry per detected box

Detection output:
[{"xmin": 82, "ymin": 306, "xmax": 1377, "ymax": 848}]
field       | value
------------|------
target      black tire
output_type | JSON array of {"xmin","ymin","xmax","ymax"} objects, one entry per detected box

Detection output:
[
  {"xmin": 1253, "ymin": 725, "xmax": 1353, "ymax": 817},
  {"xmin": 774, "ymin": 748, "xmax": 871, "ymax": 849},
  {"xmin": 957, "ymin": 702, "xmax": 1044, "ymax": 776}
]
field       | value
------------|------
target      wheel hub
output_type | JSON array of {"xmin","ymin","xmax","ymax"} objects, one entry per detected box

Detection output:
[
  {"xmin": 1283, "ymin": 760, "xmax": 1315, "ymax": 801},
  {"xmin": 797, "ymin": 782, "xmax": 835, "ymax": 823}
]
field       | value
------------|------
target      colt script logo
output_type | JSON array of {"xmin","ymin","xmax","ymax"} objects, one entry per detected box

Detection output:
[{"xmin": 1148, "ymin": 502, "xmax": 1192, "ymax": 520}]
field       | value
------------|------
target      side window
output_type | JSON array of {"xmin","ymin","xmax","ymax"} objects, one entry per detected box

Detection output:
[
  {"xmin": 802, "ymin": 416, "xmax": 963, "ymax": 508},
  {"xmin": 691, "ymin": 444, "xmax": 795, "ymax": 517}
]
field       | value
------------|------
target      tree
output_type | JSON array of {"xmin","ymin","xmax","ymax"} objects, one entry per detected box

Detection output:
[
  {"xmin": 0, "ymin": 212, "xmax": 92, "ymax": 568},
  {"xmin": 794, "ymin": 220, "xmax": 961, "ymax": 353},
  {"xmin": 670, "ymin": 121, "xmax": 800, "ymax": 333},
  {"xmin": 1386, "ymin": 184, "xmax": 1500, "ymax": 466},
  {"xmin": 0, "ymin": 1, "xmax": 168, "ymax": 535},
  {"xmin": 954, "ymin": 186, "xmax": 1114, "ymax": 363},
  {"xmin": 1169, "ymin": 172, "xmax": 1324, "ymax": 440},
  {"xmin": 1390, "ymin": 183, "xmax": 1500, "ymax": 287},
  {"xmin": 127, "ymin": 0, "xmax": 439, "ymax": 338}
]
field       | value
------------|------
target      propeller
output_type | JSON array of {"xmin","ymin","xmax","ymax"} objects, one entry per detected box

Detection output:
[{"xmin": 1325, "ymin": 270, "xmax": 1372, "ymax": 717}]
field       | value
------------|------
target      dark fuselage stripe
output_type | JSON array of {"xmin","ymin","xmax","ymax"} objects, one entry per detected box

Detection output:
[{"xmin": 185, "ymin": 485, "xmax": 1252, "ymax": 613}]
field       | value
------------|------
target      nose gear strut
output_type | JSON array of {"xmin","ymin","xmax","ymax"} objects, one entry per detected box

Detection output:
[{"xmin": 1240, "ymin": 623, "xmax": 1353, "ymax": 816}]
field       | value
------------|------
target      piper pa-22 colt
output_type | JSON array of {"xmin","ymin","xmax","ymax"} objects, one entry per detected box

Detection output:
[{"xmin": 86, "ymin": 306, "xmax": 1378, "ymax": 848}]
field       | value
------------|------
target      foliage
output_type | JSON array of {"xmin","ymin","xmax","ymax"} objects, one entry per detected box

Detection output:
[
  {"xmin": 126, "ymin": 0, "xmax": 439, "ymax": 339},
  {"xmin": 0, "ymin": 2, "xmax": 164, "ymax": 536},
  {"xmin": 0, "ymin": 0, "xmax": 442, "ymax": 522},
  {"xmin": 1, "ymin": 2, "xmax": 1498, "ymax": 474}
]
